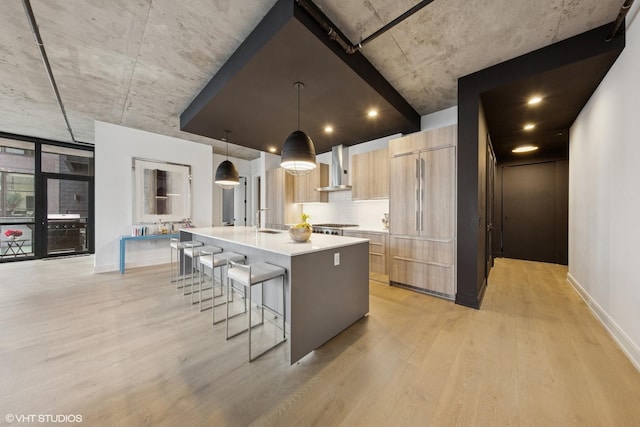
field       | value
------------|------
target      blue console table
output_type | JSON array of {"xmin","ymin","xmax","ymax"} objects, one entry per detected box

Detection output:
[{"xmin": 119, "ymin": 233, "xmax": 179, "ymax": 274}]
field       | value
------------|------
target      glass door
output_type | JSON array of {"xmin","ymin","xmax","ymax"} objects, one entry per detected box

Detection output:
[
  {"xmin": 42, "ymin": 177, "xmax": 91, "ymax": 256},
  {"xmin": 38, "ymin": 144, "xmax": 94, "ymax": 258}
]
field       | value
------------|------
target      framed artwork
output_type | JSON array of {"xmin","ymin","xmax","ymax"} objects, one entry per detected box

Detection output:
[{"xmin": 132, "ymin": 158, "xmax": 191, "ymax": 223}]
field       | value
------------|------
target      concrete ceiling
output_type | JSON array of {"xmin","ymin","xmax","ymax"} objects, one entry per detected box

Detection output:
[{"xmin": 0, "ymin": 0, "xmax": 625, "ymax": 160}]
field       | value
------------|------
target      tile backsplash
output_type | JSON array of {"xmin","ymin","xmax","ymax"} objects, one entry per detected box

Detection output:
[{"xmin": 300, "ymin": 190, "xmax": 389, "ymax": 230}]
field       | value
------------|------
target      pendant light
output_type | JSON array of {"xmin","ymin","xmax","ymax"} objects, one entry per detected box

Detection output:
[
  {"xmin": 215, "ymin": 130, "xmax": 240, "ymax": 189},
  {"xmin": 280, "ymin": 81, "xmax": 317, "ymax": 176}
]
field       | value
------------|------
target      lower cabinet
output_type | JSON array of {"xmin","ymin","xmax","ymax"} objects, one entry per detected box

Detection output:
[
  {"xmin": 389, "ymin": 235, "xmax": 455, "ymax": 299},
  {"xmin": 342, "ymin": 230, "xmax": 388, "ymax": 283}
]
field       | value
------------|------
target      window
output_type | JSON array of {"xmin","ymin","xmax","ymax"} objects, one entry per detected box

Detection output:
[
  {"xmin": 0, "ymin": 139, "xmax": 35, "ymax": 218},
  {"xmin": 42, "ymin": 144, "xmax": 94, "ymax": 176}
]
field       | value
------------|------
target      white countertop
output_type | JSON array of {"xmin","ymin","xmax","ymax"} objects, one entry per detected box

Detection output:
[{"xmin": 184, "ymin": 226, "xmax": 369, "ymax": 256}]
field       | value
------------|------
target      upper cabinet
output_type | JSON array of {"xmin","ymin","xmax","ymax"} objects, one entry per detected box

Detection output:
[
  {"xmin": 293, "ymin": 163, "xmax": 329, "ymax": 203},
  {"xmin": 388, "ymin": 125, "xmax": 456, "ymax": 157},
  {"xmin": 351, "ymin": 147, "xmax": 389, "ymax": 200},
  {"xmin": 265, "ymin": 167, "xmax": 301, "ymax": 227},
  {"xmin": 389, "ymin": 147, "xmax": 455, "ymax": 238},
  {"xmin": 389, "ymin": 126, "xmax": 456, "ymax": 238}
]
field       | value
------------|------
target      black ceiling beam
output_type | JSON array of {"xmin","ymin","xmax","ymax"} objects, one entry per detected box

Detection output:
[
  {"xmin": 293, "ymin": 0, "xmax": 420, "ymax": 132},
  {"xmin": 179, "ymin": 0, "xmax": 420, "ymax": 153},
  {"xmin": 180, "ymin": 0, "xmax": 292, "ymax": 131}
]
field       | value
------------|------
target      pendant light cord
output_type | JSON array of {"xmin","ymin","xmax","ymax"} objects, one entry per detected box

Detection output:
[
  {"xmin": 225, "ymin": 130, "xmax": 230, "ymax": 159},
  {"xmin": 294, "ymin": 81, "xmax": 304, "ymax": 131},
  {"xmin": 297, "ymin": 85, "xmax": 301, "ymax": 130}
]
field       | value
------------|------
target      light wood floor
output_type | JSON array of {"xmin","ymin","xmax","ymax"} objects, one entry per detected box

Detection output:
[{"xmin": 1, "ymin": 257, "xmax": 639, "ymax": 426}]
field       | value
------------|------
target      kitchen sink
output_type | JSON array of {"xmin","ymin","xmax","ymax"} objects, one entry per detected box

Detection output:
[{"xmin": 258, "ymin": 229, "xmax": 282, "ymax": 234}]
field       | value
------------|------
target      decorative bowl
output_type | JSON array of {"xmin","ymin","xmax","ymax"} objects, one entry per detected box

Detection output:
[{"xmin": 289, "ymin": 225, "xmax": 312, "ymax": 242}]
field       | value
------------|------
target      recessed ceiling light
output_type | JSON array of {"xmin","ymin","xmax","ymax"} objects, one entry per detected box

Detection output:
[
  {"xmin": 523, "ymin": 123, "xmax": 535, "ymax": 131},
  {"xmin": 367, "ymin": 109, "xmax": 378, "ymax": 118},
  {"xmin": 268, "ymin": 146, "xmax": 277, "ymax": 153},
  {"xmin": 324, "ymin": 125, "xmax": 333, "ymax": 133},
  {"xmin": 512, "ymin": 145, "xmax": 539, "ymax": 153},
  {"xmin": 528, "ymin": 96, "xmax": 543, "ymax": 105}
]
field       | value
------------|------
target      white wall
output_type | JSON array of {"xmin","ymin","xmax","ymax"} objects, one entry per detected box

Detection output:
[
  {"xmin": 94, "ymin": 121, "xmax": 213, "ymax": 273},
  {"xmin": 301, "ymin": 191, "xmax": 389, "ymax": 230},
  {"xmin": 421, "ymin": 106, "xmax": 457, "ymax": 130},
  {"xmin": 568, "ymin": 4, "xmax": 640, "ymax": 370}
]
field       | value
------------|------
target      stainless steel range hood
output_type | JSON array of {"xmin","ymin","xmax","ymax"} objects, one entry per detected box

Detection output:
[{"xmin": 316, "ymin": 145, "xmax": 352, "ymax": 192}]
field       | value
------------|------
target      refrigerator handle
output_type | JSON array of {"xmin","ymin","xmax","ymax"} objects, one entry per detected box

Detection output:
[
  {"xmin": 415, "ymin": 158, "xmax": 420, "ymax": 231},
  {"xmin": 420, "ymin": 157, "xmax": 425, "ymax": 231}
]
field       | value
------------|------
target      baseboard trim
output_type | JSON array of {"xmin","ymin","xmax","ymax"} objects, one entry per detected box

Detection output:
[
  {"xmin": 390, "ymin": 281, "xmax": 454, "ymax": 301},
  {"xmin": 567, "ymin": 272, "xmax": 640, "ymax": 372},
  {"xmin": 93, "ymin": 264, "xmax": 115, "ymax": 274},
  {"xmin": 93, "ymin": 259, "xmax": 167, "ymax": 274}
]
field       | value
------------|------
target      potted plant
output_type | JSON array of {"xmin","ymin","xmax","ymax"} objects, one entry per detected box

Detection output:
[
  {"xmin": 4, "ymin": 229, "xmax": 23, "ymax": 240},
  {"xmin": 289, "ymin": 213, "xmax": 312, "ymax": 242}
]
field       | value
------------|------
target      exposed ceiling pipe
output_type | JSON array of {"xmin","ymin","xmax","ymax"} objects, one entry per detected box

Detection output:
[
  {"xmin": 358, "ymin": 0, "xmax": 435, "ymax": 47},
  {"xmin": 296, "ymin": 0, "xmax": 434, "ymax": 54},
  {"xmin": 297, "ymin": 0, "xmax": 358, "ymax": 53},
  {"xmin": 606, "ymin": 0, "xmax": 635, "ymax": 41},
  {"xmin": 22, "ymin": 0, "xmax": 77, "ymax": 143}
]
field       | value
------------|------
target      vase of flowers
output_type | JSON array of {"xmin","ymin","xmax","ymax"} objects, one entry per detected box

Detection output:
[
  {"xmin": 289, "ymin": 213, "xmax": 312, "ymax": 242},
  {"xmin": 4, "ymin": 229, "xmax": 23, "ymax": 240}
]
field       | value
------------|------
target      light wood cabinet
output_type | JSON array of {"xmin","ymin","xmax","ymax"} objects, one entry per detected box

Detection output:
[
  {"xmin": 342, "ymin": 230, "xmax": 388, "ymax": 283},
  {"xmin": 388, "ymin": 125, "xmax": 456, "ymax": 299},
  {"xmin": 388, "ymin": 125, "xmax": 456, "ymax": 157},
  {"xmin": 265, "ymin": 167, "xmax": 301, "ymax": 228},
  {"xmin": 391, "ymin": 255, "xmax": 454, "ymax": 297},
  {"xmin": 390, "ymin": 236, "xmax": 454, "ymax": 265},
  {"xmin": 351, "ymin": 147, "xmax": 389, "ymax": 200},
  {"xmin": 293, "ymin": 163, "xmax": 328, "ymax": 203},
  {"xmin": 389, "ymin": 146, "xmax": 455, "ymax": 238}
]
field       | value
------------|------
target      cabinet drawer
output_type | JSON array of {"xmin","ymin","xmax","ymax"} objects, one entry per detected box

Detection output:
[
  {"xmin": 390, "ymin": 258, "xmax": 454, "ymax": 298},
  {"xmin": 368, "ymin": 241, "xmax": 386, "ymax": 255},
  {"xmin": 390, "ymin": 236, "xmax": 453, "ymax": 265},
  {"xmin": 343, "ymin": 230, "xmax": 386, "ymax": 243},
  {"xmin": 343, "ymin": 231, "xmax": 387, "ymax": 254},
  {"xmin": 343, "ymin": 230, "xmax": 389, "ymax": 280},
  {"xmin": 369, "ymin": 252, "xmax": 385, "ymax": 275}
]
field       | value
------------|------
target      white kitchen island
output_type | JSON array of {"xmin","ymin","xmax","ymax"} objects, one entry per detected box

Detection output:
[{"xmin": 182, "ymin": 226, "xmax": 370, "ymax": 364}]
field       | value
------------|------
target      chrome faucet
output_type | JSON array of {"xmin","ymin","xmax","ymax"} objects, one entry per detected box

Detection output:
[{"xmin": 256, "ymin": 208, "xmax": 270, "ymax": 229}]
